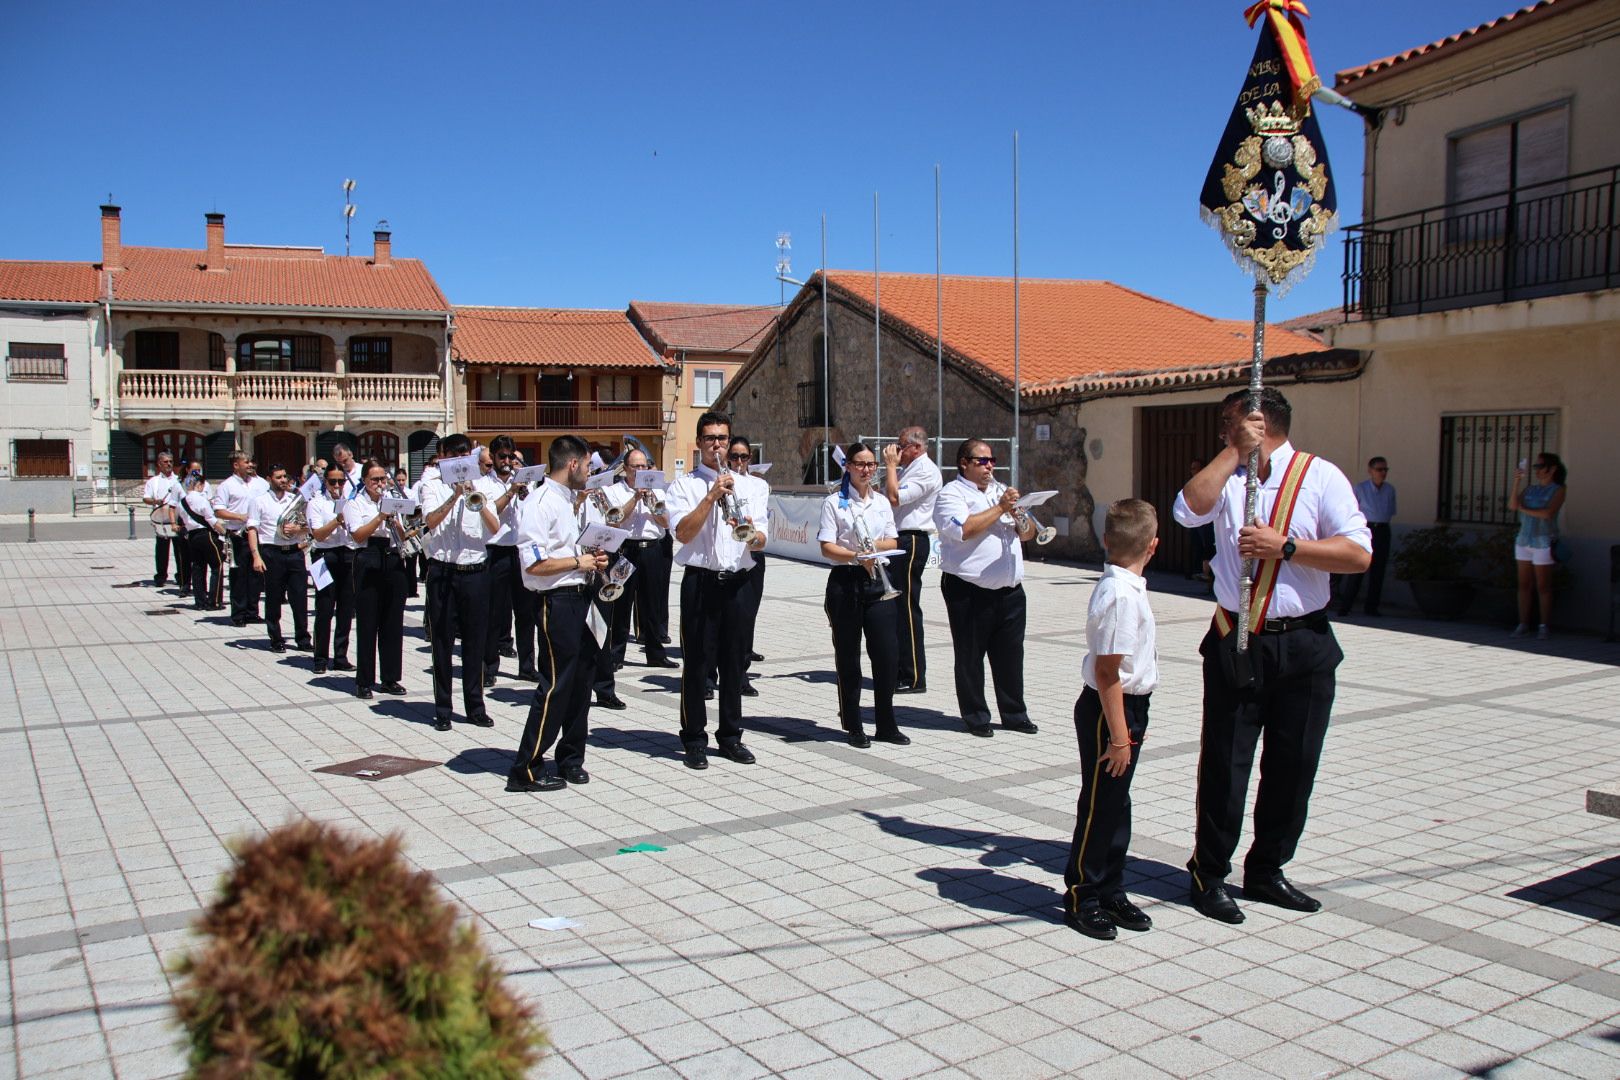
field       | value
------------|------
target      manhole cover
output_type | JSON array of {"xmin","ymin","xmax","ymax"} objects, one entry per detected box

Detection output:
[
  {"xmin": 145, "ymin": 609, "xmax": 181, "ymax": 616},
  {"xmin": 314, "ymin": 755, "xmax": 440, "ymax": 782}
]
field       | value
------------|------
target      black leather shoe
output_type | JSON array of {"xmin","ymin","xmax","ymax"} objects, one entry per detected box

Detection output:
[
  {"xmin": 595, "ymin": 694, "xmax": 627, "ymax": 710},
  {"xmin": 356, "ymin": 687, "xmax": 374, "ymax": 700},
  {"xmin": 313, "ymin": 661, "xmax": 329, "ymax": 675},
  {"xmin": 1243, "ymin": 874, "xmax": 1322, "ymax": 913},
  {"xmin": 332, "ymin": 659, "xmax": 354, "ymax": 671},
  {"xmin": 506, "ymin": 772, "xmax": 565, "ymax": 793},
  {"xmin": 245, "ymin": 615, "xmax": 263, "ymax": 624},
  {"xmin": 739, "ymin": 682, "xmax": 758, "ymax": 697},
  {"xmin": 1191, "ymin": 884, "xmax": 1245, "ymax": 924},
  {"xmin": 875, "ymin": 729, "xmax": 911, "ymax": 746},
  {"xmin": 434, "ymin": 717, "xmax": 453, "ymax": 732},
  {"xmin": 517, "ymin": 667, "xmax": 540, "ymax": 681},
  {"xmin": 717, "ymin": 743, "xmax": 756, "ymax": 764},
  {"xmin": 377, "ymin": 681, "xmax": 407, "ymax": 695},
  {"xmin": 894, "ymin": 683, "xmax": 927, "ymax": 695},
  {"xmin": 967, "ymin": 725, "xmax": 994, "ymax": 738},
  {"xmin": 469, "ymin": 714, "xmax": 495, "ymax": 728},
  {"xmin": 1066, "ymin": 907, "xmax": 1117, "ymax": 941},
  {"xmin": 269, "ymin": 642, "xmax": 287, "ymax": 654},
  {"xmin": 483, "ymin": 673, "xmax": 497, "ymax": 688},
  {"xmin": 1103, "ymin": 896, "xmax": 1153, "ymax": 932},
  {"xmin": 846, "ymin": 730, "xmax": 872, "ymax": 748},
  {"xmin": 647, "ymin": 656, "xmax": 679, "ymax": 669},
  {"xmin": 1001, "ymin": 718, "xmax": 1039, "ymax": 734},
  {"xmin": 499, "ymin": 645, "xmax": 517, "ymax": 659},
  {"xmin": 661, "ymin": 634, "xmax": 672, "ymax": 644},
  {"xmin": 295, "ymin": 639, "xmax": 313, "ymax": 652},
  {"xmin": 562, "ymin": 767, "xmax": 589, "ymax": 785},
  {"xmin": 683, "ymin": 746, "xmax": 709, "ymax": 770},
  {"xmin": 704, "ymin": 689, "xmax": 715, "ymax": 701},
  {"xmin": 230, "ymin": 618, "xmax": 247, "ymax": 628},
  {"xmin": 749, "ymin": 651, "xmax": 765, "ymax": 662}
]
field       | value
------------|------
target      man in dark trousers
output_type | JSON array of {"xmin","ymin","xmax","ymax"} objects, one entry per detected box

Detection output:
[{"xmin": 1174, "ymin": 388, "xmax": 1370, "ymax": 924}]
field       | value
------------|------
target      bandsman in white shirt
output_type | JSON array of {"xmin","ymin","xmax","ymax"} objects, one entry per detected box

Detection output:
[
  {"xmin": 212, "ymin": 451, "xmax": 269, "ymax": 627},
  {"xmin": 1174, "ymin": 387, "xmax": 1371, "ymax": 925},
  {"xmin": 342, "ymin": 459, "xmax": 409, "ymax": 699},
  {"xmin": 418, "ymin": 433, "xmax": 499, "ymax": 732},
  {"xmin": 579, "ymin": 466, "xmax": 629, "ymax": 713},
  {"xmin": 245, "ymin": 463, "xmax": 312, "ymax": 654},
  {"xmin": 332, "ymin": 441, "xmax": 363, "ymax": 500},
  {"xmin": 883, "ymin": 425, "xmax": 944, "ymax": 693},
  {"xmin": 481, "ymin": 437, "xmax": 536, "ymax": 683},
  {"xmin": 164, "ymin": 460, "xmax": 200, "ymax": 593},
  {"xmin": 818, "ymin": 443, "xmax": 907, "ymax": 748},
  {"xmin": 725, "ymin": 435, "xmax": 770, "ymax": 692},
  {"xmin": 142, "ymin": 452, "xmax": 183, "ymax": 588},
  {"xmin": 508, "ymin": 435, "xmax": 604, "ymax": 794},
  {"xmin": 607, "ymin": 447, "xmax": 676, "ymax": 670},
  {"xmin": 666, "ymin": 411, "xmax": 769, "ymax": 771},
  {"xmin": 932, "ymin": 439, "xmax": 1040, "ymax": 739},
  {"xmin": 306, "ymin": 463, "xmax": 356, "ymax": 675},
  {"xmin": 172, "ymin": 467, "xmax": 226, "ymax": 611}
]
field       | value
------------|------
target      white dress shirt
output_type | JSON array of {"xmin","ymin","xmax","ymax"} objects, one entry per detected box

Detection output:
[
  {"xmin": 173, "ymin": 488, "xmax": 218, "ymax": 531},
  {"xmin": 418, "ymin": 476, "xmax": 491, "ymax": 565},
  {"xmin": 666, "ymin": 464, "xmax": 769, "ymax": 572},
  {"xmin": 894, "ymin": 454, "xmax": 944, "ymax": 532},
  {"xmin": 479, "ymin": 474, "xmax": 521, "ymax": 546},
  {"xmin": 342, "ymin": 489, "xmax": 395, "ymax": 550},
  {"xmin": 341, "ymin": 461, "xmax": 363, "ymax": 500},
  {"xmin": 605, "ymin": 480, "xmax": 665, "ymax": 540},
  {"xmin": 1173, "ymin": 441, "xmax": 1372, "ymax": 618},
  {"xmin": 143, "ymin": 472, "xmax": 180, "ymax": 506},
  {"xmin": 818, "ymin": 487, "xmax": 899, "ymax": 551},
  {"xmin": 306, "ymin": 493, "xmax": 350, "ymax": 551},
  {"xmin": 933, "ymin": 477, "xmax": 1024, "ymax": 590},
  {"xmin": 517, "ymin": 477, "xmax": 589, "ymax": 591},
  {"xmin": 247, "ymin": 489, "xmax": 302, "ymax": 547},
  {"xmin": 1082, "ymin": 564, "xmax": 1158, "ymax": 695},
  {"xmin": 212, "ymin": 474, "xmax": 267, "ymax": 533}
]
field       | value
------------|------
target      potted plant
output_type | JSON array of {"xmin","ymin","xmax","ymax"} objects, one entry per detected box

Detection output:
[
  {"xmin": 1393, "ymin": 525, "xmax": 1476, "ymax": 619},
  {"xmin": 172, "ymin": 819, "xmax": 546, "ymax": 1078}
]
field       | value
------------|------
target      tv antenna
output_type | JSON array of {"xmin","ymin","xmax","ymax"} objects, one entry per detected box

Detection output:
[
  {"xmin": 343, "ymin": 179, "xmax": 357, "ymax": 255},
  {"xmin": 775, "ymin": 232, "xmax": 792, "ymax": 304}
]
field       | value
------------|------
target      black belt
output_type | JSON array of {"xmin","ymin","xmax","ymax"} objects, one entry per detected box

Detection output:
[
  {"xmin": 622, "ymin": 537, "xmax": 660, "ymax": 547},
  {"xmin": 690, "ymin": 566, "xmax": 748, "ymax": 582},
  {"xmin": 899, "ymin": 529, "xmax": 930, "ymax": 536},
  {"xmin": 431, "ymin": 560, "xmax": 487, "ymax": 574},
  {"xmin": 269, "ymin": 544, "xmax": 303, "ymax": 554},
  {"xmin": 1222, "ymin": 608, "xmax": 1328, "ymax": 634},
  {"xmin": 366, "ymin": 537, "xmax": 394, "ymax": 549},
  {"xmin": 543, "ymin": 583, "xmax": 593, "ymax": 595}
]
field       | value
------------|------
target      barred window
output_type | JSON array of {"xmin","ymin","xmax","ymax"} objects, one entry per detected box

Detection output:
[
  {"xmin": 7, "ymin": 342, "xmax": 67, "ymax": 380},
  {"xmin": 349, "ymin": 337, "xmax": 393, "ymax": 374},
  {"xmin": 1438, "ymin": 412, "xmax": 1558, "ymax": 525}
]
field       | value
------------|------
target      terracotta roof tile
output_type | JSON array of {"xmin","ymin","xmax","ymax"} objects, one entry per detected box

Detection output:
[
  {"xmin": 1335, "ymin": 0, "xmax": 1571, "ymax": 88},
  {"xmin": 627, "ymin": 301, "xmax": 782, "ymax": 355},
  {"xmin": 0, "ymin": 261, "xmax": 102, "ymax": 304},
  {"xmin": 102, "ymin": 246, "xmax": 449, "ymax": 312},
  {"xmin": 454, "ymin": 306, "xmax": 665, "ymax": 369},
  {"xmin": 817, "ymin": 271, "xmax": 1327, "ymax": 396}
]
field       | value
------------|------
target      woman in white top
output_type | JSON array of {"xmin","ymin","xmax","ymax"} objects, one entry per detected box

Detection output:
[{"xmin": 817, "ymin": 442, "xmax": 907, "ymax": 748}]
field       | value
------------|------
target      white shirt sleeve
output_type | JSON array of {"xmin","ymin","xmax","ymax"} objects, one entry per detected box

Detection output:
[
  {"xmin": 1172, "ymin": 485, "xmax": 1222, "ymax": 528},
  {"xmin": 1087, "ymin": 585, "xmax": 1139, "ymax": 659},
  {"xmin": 1317, "ymin": 465, "xmax": 1373, "ymax": 553},
  {"xmin": 816, "ymin": 496, "xmax": 839, "ymax": 545},
  {"xmin": 934, "ymin": 483, "xmax": 966, "ymax": 544}
]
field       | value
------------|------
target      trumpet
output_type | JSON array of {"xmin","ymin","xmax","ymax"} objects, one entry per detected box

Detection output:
[
  {"xmin": 597, "ymin": 553, "xmax": 634, "ymax": 602},
  {"xmin": 719, "ymin": 469, "xmax": 758, "ymax": 544},
  {"xmin": 991, "ymin": 482, "xmax": 1058, "ymax": 546},
  {"xmin": 385, "ymin": 480, "xmax": 427, "ymax": 557},
  {"xmin": 640, "ymin": 487, "xmax": 667, "ymax": 516},
  {"xmin": 464, "ymin": 488, "xmax": 486, "ymax": 514},
  {"xmin": 852, "ymin": 510, "xmax": 901, "ymax": 601}
]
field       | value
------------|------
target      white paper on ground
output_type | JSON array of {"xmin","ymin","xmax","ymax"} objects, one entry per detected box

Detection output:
[{"xmin": 528, "ymin": 916, "xmax": 583, "ymax": 931}]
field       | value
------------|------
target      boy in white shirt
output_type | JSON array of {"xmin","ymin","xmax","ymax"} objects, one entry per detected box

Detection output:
[{"xmin": 1063, "ymin": 498, "xmax": 1160, "ymax": 941}]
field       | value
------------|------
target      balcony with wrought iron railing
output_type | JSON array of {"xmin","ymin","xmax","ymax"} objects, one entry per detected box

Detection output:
[
  {"xmin": 1343, "ymin": 164, "xmax": 1620, "ymax": 321},
  {"xmin": 118, "ymin": 370, "xmax": 444, "ymax": 419},
  {"xmin": 466, "ymin": 399, "xmax": 665, "ymax": 432}
]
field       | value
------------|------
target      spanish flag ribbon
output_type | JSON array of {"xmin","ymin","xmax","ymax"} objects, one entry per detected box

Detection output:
[{"xmin": 1243, "ymin": 0, "xmax": 1322, "ymax": 107}]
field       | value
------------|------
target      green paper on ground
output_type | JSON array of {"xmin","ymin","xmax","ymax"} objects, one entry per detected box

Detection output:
[{"xmin": 617, "ymin": 843, "xmax": 666, "ymax": 854}]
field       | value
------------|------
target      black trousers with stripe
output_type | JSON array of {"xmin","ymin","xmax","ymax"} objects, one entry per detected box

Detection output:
[
  {"xmin": 186, "ymin": 529, "xmax": 225, "ymax": 610},
  {"xmin": 313, "ymin": 548, "xmax": 354, "ymax": 663},
  {"xmin": 353, "ymin": 547, "xmax": 406, "ymax": 690},
  {"xmin": 680, "ymin": 568, "xmax": 749, "ymax": 750},
  {"xmin": 940, "ymin": 573, "xmax": 1029, "ymax": 730},
  {"xmin": 825, "ymin": 567, "xmax": 900, "ymax": 734},
  {"xmin": 894, "ymin": 531, "xmax": 929, "ymax": 687},
  {"xmin": 1063, "ymin": 685, "xmax": 1150, "ymax": 913},
  {"xmin": 228, "ymin": 532, "xmax": 262, "ymax": 621},
  {"xmin": 1189, "ymin": 619, "xmax": 1340, "ymax": 889},
  {"xmin": 512, "ymin": 586, "xmax": 596, "ymax": 780}
]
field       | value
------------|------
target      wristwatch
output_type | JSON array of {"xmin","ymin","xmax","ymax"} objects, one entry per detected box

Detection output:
[{"xmin": 1281, "ymin": 538, "xmax": 1297, "ymax": 561}]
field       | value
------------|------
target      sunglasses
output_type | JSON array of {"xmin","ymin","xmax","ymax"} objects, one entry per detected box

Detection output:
[
  {"xmin": 965, "ymin": 456, "xmax": 996, "ymax": 466},
  {"xmin": 728, "ymin": 452, "xmax": 752, "ymax": 462}
]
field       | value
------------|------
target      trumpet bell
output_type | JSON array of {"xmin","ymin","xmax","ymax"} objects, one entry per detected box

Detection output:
[
  {"xmin": 599, "ymin": 582, "xmax": 624, "ymax": 602},
  {"xmin": 464, "ymin": 491, "xmax": 486, "ymax": 513},
  {"xmin": 1034, "ymin": 526, "xmax": 1057, "ymax": 546},
  {"xmin": 606, "ymin": 507, "xmax": 625, "ymax": 525},
  {"xmin": 732, "ymin": 522, "xmax": 758, "ymax": 544}
]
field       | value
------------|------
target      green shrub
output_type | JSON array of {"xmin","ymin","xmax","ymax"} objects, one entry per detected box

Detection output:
[
  {"xmin": 172, "ymin": 819, "xmax": 545, "ymax": 1079},
  {"xmin": 1393, "ymin": 525, "xmax": 1474, "ymax": 582}
]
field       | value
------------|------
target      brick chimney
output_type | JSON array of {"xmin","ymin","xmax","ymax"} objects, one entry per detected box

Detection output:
[
  {"xmin": 205, "ymin": 212, "xmax": 226, "ymax": 271},
  {"xmin": 100, "ymin": 204, "xmax": 122, "ymax": 270},
  {"xmin": 371, "ymin": 220, "xmax": 392, "ymax": 267}
]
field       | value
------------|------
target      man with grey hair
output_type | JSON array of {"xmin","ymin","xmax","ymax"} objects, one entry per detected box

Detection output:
[
  {"xmin": 883, "ymin": 425, "xmax": 943, "ymax": 693},
  {"xmin": 142, "ymin": 451, "xmax": 182, "ymax": 587}
]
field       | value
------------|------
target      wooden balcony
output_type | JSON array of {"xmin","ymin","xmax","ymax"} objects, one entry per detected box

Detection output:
[
  {"xmin": 118, "ymin": 370, "xmax": 444, "ymax": 423},
  {"xmin": 467, "ymin": 399, "xmax": 664, "ymax": 432}
]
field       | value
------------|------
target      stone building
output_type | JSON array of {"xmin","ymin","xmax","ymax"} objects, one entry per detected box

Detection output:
[{"xmin": 718, "ymin": 270, "xmax": 1343, "ymax": 566}]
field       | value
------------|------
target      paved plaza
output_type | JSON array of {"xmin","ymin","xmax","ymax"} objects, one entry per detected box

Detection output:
[{"xmin": 2, "ymin": 536, "xmax": 1619, "ymax": 1079}]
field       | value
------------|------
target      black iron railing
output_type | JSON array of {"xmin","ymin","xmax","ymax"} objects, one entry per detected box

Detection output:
[
  {"xmin": 796, "ymin": 379, "xmax": 832, "ymax": 428},
  {"xmin": 1343, "ymin": 164, "xmax": 1620, "ymax": 320}
]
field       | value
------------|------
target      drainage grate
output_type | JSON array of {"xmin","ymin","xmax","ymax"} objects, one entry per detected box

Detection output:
[
  {"xmin": 112, "ymin": 583, "xmax": 143, "ymax": 589},
  {"xmin": 91, "ymin": 565, "xmax": 114, "ymax": 570},
  {"xmin": 145, "ymin": 609, "xmax": 182, "ymax": 616},
  {"xmin": 314, "ymin": 755, "xmax": 440, "ymax": 782}
]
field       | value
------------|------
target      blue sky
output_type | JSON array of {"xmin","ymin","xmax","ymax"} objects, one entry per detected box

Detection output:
[{"xmin": 5, "ymin": 1, "xmax": 1519, "ymax": 322}]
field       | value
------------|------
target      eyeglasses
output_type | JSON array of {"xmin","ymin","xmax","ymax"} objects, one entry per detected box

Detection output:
[
  {"xmin": 326, "ymin": 477, "xmax": 345, "ymax": 485},
  {"xmin": 697, "ymin": 433, "xmax": 730, "ymax": 444},
  {"xmin": 1533, "ymin": 463, "xmax": 1552, "ymax": 470},
  {"xmin": 849, "ymin": 461, "xmax": 878, "ymax": 470},
  {"xmin": 965, "ymin": 456, "xmax": 996, "ymax": 467},
  {"xmin": 728, "ymin": 452, "xmax": 752, "ymax": 462}
]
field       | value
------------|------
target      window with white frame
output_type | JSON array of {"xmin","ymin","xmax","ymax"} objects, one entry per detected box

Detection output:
[{"xmin": 692, "ymin": 369, "xmax": 724, "ymax": 408}]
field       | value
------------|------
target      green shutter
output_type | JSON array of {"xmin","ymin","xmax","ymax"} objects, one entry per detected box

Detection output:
[
  {"xmin": 202, "ymin": 431, "xmax": 234, "ymax": 479},
  {"xmin": 107, "ymin": 429, "xmax": 144, "ymax": 480}
]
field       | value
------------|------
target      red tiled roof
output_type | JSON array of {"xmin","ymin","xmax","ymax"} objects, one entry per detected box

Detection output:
[
  {"xmin": 814, "ymin": 271, "xmax": 1327, "ymax": 397},
  {"xmin": 454, "ymin": 307, "xmax": 665, "ymax": 368},
  {"xmin": 1275, "ymin": 307, "xmax": 1346, "ymax": 339},
  {"xmin": 0, "ymin": 261, "xmax": 102, "ymax": 304},
  {"xmin": 627, "ymin": 301, "xmax": 782, "ymax": 356},
  {"xmin": 99, "ymin": 246, "xmax": 449, "ymax": 313},
  {"xmin": 1335, "ymin": 0, "xmax": 1576, "ymax": 88}
]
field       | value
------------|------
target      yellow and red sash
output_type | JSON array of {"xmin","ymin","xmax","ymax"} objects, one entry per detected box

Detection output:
[
  {"xmin": 1214, "ymin": 450, "xmax": 1315, "ymax": 638},
  {"xmin": 1244, "ymin": 0, "xmax": 1323, "ymax": 108}
]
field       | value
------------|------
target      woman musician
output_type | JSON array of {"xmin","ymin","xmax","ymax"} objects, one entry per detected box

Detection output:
[
  {"xmin": 817, "ymin": 442, "xmax": 908, "ymax": 748},
  {"xmin": 341, "ymin": 459, "xmax": 409, "ymax": 700}
]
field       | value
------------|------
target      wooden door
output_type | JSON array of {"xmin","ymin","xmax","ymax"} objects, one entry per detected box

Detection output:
[
  {"xmin": 1138, "ymin": 404, "xmax": 1224, "ymax": 574},
  {"xmin": 253, "ymin": 431, "xmax": 307, "ymax": 476}
]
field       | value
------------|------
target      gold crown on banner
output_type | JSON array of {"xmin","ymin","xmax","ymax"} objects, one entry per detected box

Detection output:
[{"xmin": 1245, "ymin": 100, "xmax": 1300, "ymax": 137}]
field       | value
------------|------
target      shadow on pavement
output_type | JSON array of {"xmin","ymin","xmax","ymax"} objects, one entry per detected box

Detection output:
[
  {"xmin": 916, "ymin": 867, "xmax": 1064, "ymax": 924},
  {"xmin": 591, "ymin": 725, "xmax": 685, "ymax": 760},
  {"xmin": 445, "ymin": 746, "xmax": 519, "ymax": 777},
  {"xmin": 1506, "ymin": 854, "xmax": 1620, "ymax": 924},
  {"xmin": 370, "ymin": 699, "xmax": 437, "ymax": 726}
]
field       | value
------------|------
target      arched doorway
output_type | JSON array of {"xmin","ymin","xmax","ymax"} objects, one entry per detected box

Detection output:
[
  {"xmin": 253, "ymin": 431, "xmax": 307, "ymax": 475},
  {"xmin": 357, "ymin": 430, "xmax": 400, "ymax": 469}
]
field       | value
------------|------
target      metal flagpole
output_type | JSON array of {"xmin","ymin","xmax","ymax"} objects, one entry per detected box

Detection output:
[
  {"xmin": 1012, "ymin": 131, "xmax": 1021, "ymax": 490},
  {"xmin": 874, "ymin": 191, "xmax": 881, "ymax": 444},
  {"xmin": 821, "ymin": 214, "xmax": 830, "ymax": 482},
  {"xmin": 934, "ymin": 165, "xmax": 944, "ymax": 464},
  {"xmin": 1235, "ymin": 280, "xmax": 1267, "ymax": 654}
]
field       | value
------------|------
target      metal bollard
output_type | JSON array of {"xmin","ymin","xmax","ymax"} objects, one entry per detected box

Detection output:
[
  {"xmin": 27, "ymin": 508, "xmax": 36, "ymax": 543},
  {"xmin": 128, "ymin": 505, "xmax": 136, "ymax": 540}
]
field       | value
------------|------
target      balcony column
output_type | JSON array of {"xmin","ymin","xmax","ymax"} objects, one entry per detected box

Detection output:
[
  {"xmin": 437, "ymin": 345, "xmax": 454, "ymax": 428},
  {"xmin": 221, "ymin": 335, "xmax": 238, "ymax": 434},
  {"xmin": 332, "ymin": 336, "xmax": 349, "ymax": 427}
]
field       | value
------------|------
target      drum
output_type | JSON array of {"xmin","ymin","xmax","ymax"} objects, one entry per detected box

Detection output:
[{"xmin": 150, "ymin": 505, "xmax": 176, "ymax": 539}]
